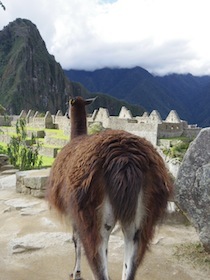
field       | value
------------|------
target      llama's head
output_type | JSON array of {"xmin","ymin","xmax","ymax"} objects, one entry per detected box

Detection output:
[
  {"xmin": 66, "ymin": 96, "xmax": 96, "ymax": 119},
  {"xmin": 70, "ymin": 96, "xmax": 94, "ymax": 110},
  {"xmin": 67, "ymin": 96, "xmax": 96, "ymax": 139}
]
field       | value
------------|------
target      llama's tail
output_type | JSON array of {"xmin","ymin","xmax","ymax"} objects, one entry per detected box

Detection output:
[{"xmin": 103, "ymin": 147, "xmax": 146, "ymax": 225}]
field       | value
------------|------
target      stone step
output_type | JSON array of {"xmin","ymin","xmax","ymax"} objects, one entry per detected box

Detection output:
[
  {"xmin": 0, "ymin": 154, "xmax": 9, "ymax": 165},
  {"xmin": 0, "ymin": 169, "xmax": 19, "ymax": 176},
  {"xmin": 0, "ymin": 164, "xmax": 16, "ymax": 171},
  {"xmin": 16, "ymin": 168, "xmax": 50, "ymax": 198}
]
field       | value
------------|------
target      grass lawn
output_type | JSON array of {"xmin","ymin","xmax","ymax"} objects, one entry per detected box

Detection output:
[{"xmin": 40, "ymin": 155, "xmax": 55, "ymax": 167}]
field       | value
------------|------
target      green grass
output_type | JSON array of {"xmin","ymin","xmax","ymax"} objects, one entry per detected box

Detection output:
[
  {"xmin": 25, "ymin": 127, "xmax": 44, "ymax": 131},
  {"xmin": 41, "ymin": 155, "xmax": 55, "ymax": 167},
  {"xmin": 37, "ymin": 138, "xmax": 45, "ymax": 144},
  {"xmin": 174, "ymin": 242, "xmax": 210, "ymax": 271},
  {"xmin": 45, "ymin": 128, "xmax": 66, "ymax": 136},
  {"xmin": 0, "ymin": 126, "xmax": 12, "ymax": 129},
  {"xmin": 160, "ymin": 136, "xmax": 190, "ymax": 141},
  {"xmin": 41, "ymin": 143, "xmax": 62, "ymax": 149},
  {"xmin": 0, "ymin": 142, "xmax": 7, "ymax": 153},
  {"xmin": 0, "ymin": 141, "xmax": 7, "ymax": 148},
  {"xmin": 49, "ymin": 134, "xmax": 68, "ymax": 140}
]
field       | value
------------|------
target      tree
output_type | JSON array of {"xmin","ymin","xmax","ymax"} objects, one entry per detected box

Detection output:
[{"xmin": 0, "ymin": 1, "xmax": 5, "ymax": 10}]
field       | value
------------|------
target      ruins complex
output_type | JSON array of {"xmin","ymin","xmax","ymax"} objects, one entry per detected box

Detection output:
[{"xmin": 0, "ymin": 106, "xmax": 200, "ymax": 147}]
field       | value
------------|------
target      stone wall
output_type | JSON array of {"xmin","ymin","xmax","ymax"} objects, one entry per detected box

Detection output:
[
  {"xmin": 28, "ymin": 111, "xmax": 54, "ymax": 129},
  {"xmin": 158, "ymin": 122, "xmax": 184, "ymax": 138},
  {"xmin": 16, "ymin": 169, "xmax": 50, "ymax": 198},
  {"xmin": 0, "ymin": 134, "xmax": 11, "ymax": 144},
  {"xmin": 182, "ymin": 127, "xmax": 202, "ymax": 139},
  {"xmin": 0, "ymin": 116, "xmax": 13, "ymax": 126},
  {"xmin": 54, "ymin": 113, "xmax": 70, "ymax": 136}
]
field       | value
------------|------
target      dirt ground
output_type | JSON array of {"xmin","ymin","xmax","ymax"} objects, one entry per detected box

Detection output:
[{"xmin": 0, "ymin": 174, "xmax": 209, "ymax": 280}]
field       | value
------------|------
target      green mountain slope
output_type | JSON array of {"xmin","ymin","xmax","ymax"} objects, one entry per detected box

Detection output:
[
  {"xmin": 0, "ymin": 18, "xmax": 71, "ymax": 113},
  {"xmin": 0, "ymin": 18, "xmax": 144, "ymax": 116}
]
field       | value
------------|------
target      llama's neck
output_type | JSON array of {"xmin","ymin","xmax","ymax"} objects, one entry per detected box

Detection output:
[{"xmin": 70, "ymin": 107, "xmax": 87, "ymax": 139}]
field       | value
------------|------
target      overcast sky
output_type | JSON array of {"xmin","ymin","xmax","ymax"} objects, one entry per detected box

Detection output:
[{"xmin": 1, "ymin": 0, "xmax": 210, "ymax": 75}]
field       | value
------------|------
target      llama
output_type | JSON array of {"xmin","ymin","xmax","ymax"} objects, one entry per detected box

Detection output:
[{"xmin": 46, "ymin": 96, "xmax": 173, "ymax": 280}]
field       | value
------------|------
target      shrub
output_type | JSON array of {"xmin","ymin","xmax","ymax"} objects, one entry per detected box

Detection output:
[
  {"xmin": 88, "ymin": 122, "xmax": 104, "ymax": 135},
  {"xmin": 162, "ymin": 139, "xmax": 191, "ymax": 161},
  {"xmin": 7, "ymin": 118, "xmax": 43, "ymax": 170}
]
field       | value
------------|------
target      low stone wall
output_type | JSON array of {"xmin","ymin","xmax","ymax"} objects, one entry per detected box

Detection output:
[
  {"xmin": 39, "ymin": 146, "xmax": 60, "ymax": 158},
  {"xmin": 16, "ymin": 169, "xmax": 50, "ymax": 198},
  {"xmin": 44, "ymin": 136, "xmax": 68, "ymax": 147},
  {"xmin": 183, "ymin": 127, "xmax": 201, "ymax": 139},
  {"xmin": 0, "ymin": 115, "xmax": 13, "ymax": 126},
  {"xmin": 27, "ymin": 130, "xmax": 45, "ymax": 138},
  {"xmin": 0, "ymin": 134, "xmax": 11, "ymax": 144}
]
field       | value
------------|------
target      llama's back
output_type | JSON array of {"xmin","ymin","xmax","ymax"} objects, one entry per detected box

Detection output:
[{"xmin": 47, "ymin": 129, "xmax": 172, "ymax": 227}]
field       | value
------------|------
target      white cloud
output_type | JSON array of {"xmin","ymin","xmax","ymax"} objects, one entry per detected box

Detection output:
[{"xmin": 1, "ymin": 0, "xmax": 210, "ymax": 75}]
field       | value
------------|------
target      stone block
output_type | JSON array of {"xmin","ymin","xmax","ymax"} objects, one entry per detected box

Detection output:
[
  {"xmin": 175, "ymin": 128, "xmax": 210, "ymax": 252},
  {"xmin": 31, "ymin": 189, "xmax": 45, "ymax": 198},
  {"xmin": 16, "ymin": 169, "xmax": 50, "ymax": 197},
  {"xmin": 24, "ymin": 176, "xmax": 48, "ymax": 190}
]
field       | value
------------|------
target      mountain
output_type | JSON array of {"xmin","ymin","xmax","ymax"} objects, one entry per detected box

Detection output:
[
  {"xmin": 0, "ymin": 18, "xmax": 70, "ymax": 114},
  {"xmin": 155, "ymin": 74, "xmax": 210, "ymax": 125},
  {"xmin": 195, "ymin": 81, "xmax": 210, "ymax": 127},
  {"xmin": 65, "ymin": 68, "xmax": 210, "ymax": 127},
  {"xmin": 65, "ymin": 67, "xmax": 177, "ymax": 118},
  {"xmin": 0, "ymin": 19, "xmax": 144, "ymax": 116}
]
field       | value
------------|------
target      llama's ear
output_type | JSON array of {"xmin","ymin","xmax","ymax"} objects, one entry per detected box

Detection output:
[
  {"xmin": 70, "ymin": 98, "xmax": 76, "ymax": 106},
  {"xmin": 85, "ymin": 97, "xmax": 97, "ymax": 106}
]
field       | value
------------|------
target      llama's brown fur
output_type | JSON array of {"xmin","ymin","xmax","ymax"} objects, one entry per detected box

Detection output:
[{"xmin": 46, "ymin": 96, "xmax": 173, "ymax": 280}]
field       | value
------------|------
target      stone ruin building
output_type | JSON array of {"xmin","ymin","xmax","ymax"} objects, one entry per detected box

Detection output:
[{"xmin": 89, "ymin": 106, "xmax": 200, "ymax": 146}]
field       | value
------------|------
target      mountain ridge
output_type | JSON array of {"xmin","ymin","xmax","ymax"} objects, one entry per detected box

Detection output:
[{"xmin": 65, "ymin": 68, "xmax": 210, "ymax": 126}]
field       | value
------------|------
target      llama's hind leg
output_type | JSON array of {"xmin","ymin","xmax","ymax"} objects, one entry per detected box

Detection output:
[
  {"xmin": 121, "ymin": 223, "xmax": 141, "ymax": 280},
  {"xmin": 121, "ymin": 194, "xmax": 145, "ymax": 280},
  {"xmin": 82, "ymin": 197, "xmax": 115, "ymax": 280},
  {"xmin": 70, "ymin": 227, "xmax": 82, "ymax": 280}
]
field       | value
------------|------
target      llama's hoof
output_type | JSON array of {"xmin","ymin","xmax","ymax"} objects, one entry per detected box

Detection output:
[{"xmin": 69, "ymin": 272, "xmax": 84, "ymax": 280}]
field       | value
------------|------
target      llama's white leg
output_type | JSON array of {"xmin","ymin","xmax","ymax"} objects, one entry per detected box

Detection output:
[
  {"xmin": 88, "ymin": 196, "xmax": 115, "ymax": 280},
  {"xmin": 121, "ymin": 193, "xmax": 145, "ymax": 280},
  {"xmin": 94, "ymin": 233, "xmax": 110, "ymax": 280},
  {"xmin": 71, "ymin": 228, "xmax": 82, "ymax": 280},
  {"xmin": 122, "ymin": 223, "xmax": 139, "ymax": 280}
]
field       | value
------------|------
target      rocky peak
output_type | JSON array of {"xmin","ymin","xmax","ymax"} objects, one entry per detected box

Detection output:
[{"xmin": 0, "ymin": 18, "xmax": 76, "ymax": 114}]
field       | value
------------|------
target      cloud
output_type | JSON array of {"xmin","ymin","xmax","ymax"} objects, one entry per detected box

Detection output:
[{"xmin": 1, "ymin": 0, "xmax": 210, "ymax": 75}]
